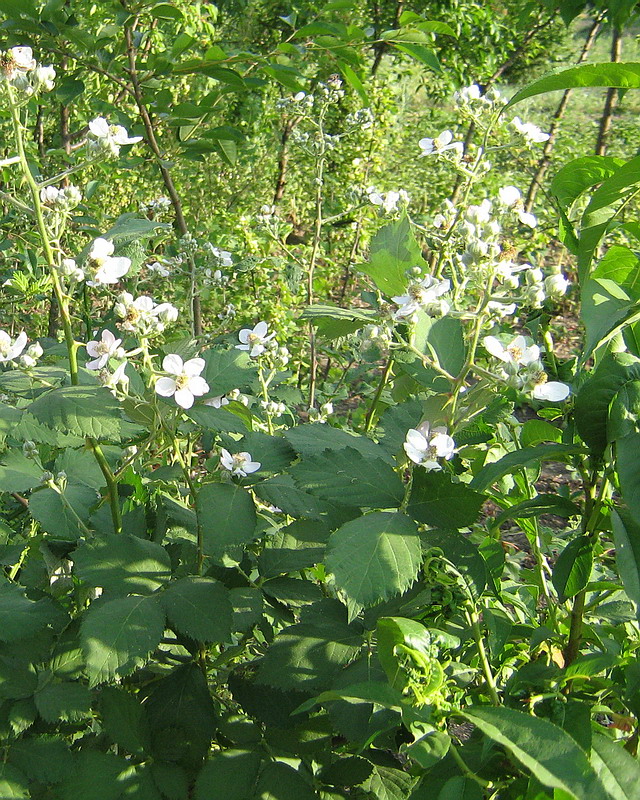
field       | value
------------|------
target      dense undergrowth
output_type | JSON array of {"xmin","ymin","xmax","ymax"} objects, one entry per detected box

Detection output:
[{"xmin": 2, "ymin": 2, "xmax": 640, "ymax": 799}]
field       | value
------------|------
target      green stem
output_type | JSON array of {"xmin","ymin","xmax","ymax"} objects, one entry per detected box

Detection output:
[
  {"xmin": 449, "ymin": 742, "xmax": 492, "ymax": 789},
  {"xmin": 466, "ymin": 607, "xmax": 500, "ymax": 706},
  {"xmin": 363, "ymin": 355, "xmax": 394, "ymax": 433},
  {"xmin": 88, "ymin": 441, "xmax": 122, "ymax": 534}
]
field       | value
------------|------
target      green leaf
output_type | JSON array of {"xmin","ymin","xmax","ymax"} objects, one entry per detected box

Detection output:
[
  {"xmin": 376, "ymin": 616, "xmax": 432, "ymax": 690},
  {"xmin": 581, "ymin": 278, "xmax": 633, "ymax": 358},
  {"xmin": 590, "ymin": 732, "xmax": 640, "ymax": 800},
  {"xmin": 551, "ymin": 156, "xmax": 626, "ymax": 210},
  {"xmin": 340, "ymin": 63, "xmax": 368, "ymax": 103},
  {"xmin": 81, "ymin": 595, "xmax": 165, "ymax": 685},
  {"xmin": 612, "ymin": 508, "xmax": 640, "ymax": 617},
  {"xmin": 254, "ymin": 761, "xmax": 318, "ymax": 800},
  {"xmin": 422, "ymin": 316, "xmax": 465, "ymax": 376},
  {"xmin": 202, "ymin": 347, "xmax": 255, "ymax": 395},
  {"xmin": 74, "ymin": 534, "xmax": 171, "ymax": 596},
  {"xmin": 285, "ymin": 423, "xmax": 392, "ymax": 462},
  {"xmin": 150, "ymin": 2, "xmax": 184, "ymax": 20},
  {"xmin": 616, "ymin": 432, "xmax": 640, "ymax": 521},
  {"xmin": 29, "ymin": 483, "xmax": 98, "ymax": 540},
  {"xmin": 35, "ymin": 680, "xmax": 91, "ymax": 723},
  {"xmin": 0, "ymin": 580, "xmax": 58, "ymax": 642},
  {"xmin": 28, "ymin": 386, "xmax": 133, "ymax": 441},
  {"xmin": 407, "ymin": 470, "xmax": 483, "ymax": 529},
  {"xmin": 143, "ymin": 664, "xmax": 216, "ymax": 772},
  {"xmin": 231, "ymin": 431, "xmax": 296, "ymax": 477},
  {"xmin": 194, "ymin": 750, "xmax": 261, "ymax": 800},
  {"xmin": 379, "ymin": 398, "xmax": 424, "ymax": 456},
  {"xmin": 162, "ymin": 577, "xmax": 232, "ymax": 642},
  {"xmin": 302, "ymin": 305, "xmax": 377, "ymax": 339},
  {"xmin": 61, "ymin": 750, "xmax": 129, "ymax": 800},
  {"xmin": 393, "ymin": 42, "xmax": 441, "ymax": 72},
  {"xmin": 361, "ymin": 764, "xmax": 417, "ymax": 800},
  {"xmin": 257, "ymin": 519, "xmax": 328, "ymax": 578},
  {"xmin": 291, "ymin": 448, "xmax": 404, "ymax": 508},
  {"xmin": 256, "ymin": 599, "xmax": 363, "ymax": 690},
  {"xmin": 103, "ymin": 215, "xmax": 170, "ymax": 246},
  {"xmin": 520, "ymin": 419, "xmax": 562, "ymax": 447},
  {"xmin": 0, "ymin": 450, "xmax": 43, "ymax": 493},
  {"xmin": 319, "ymin": 756, "xmax": 373, "ymax": 787},
  {"xmin": 492, "ymin": 495, "xmax": 579, "ymax": 527},
  {"xmin": 470, "ymin": 444, "xmax": 581, "ymax": 492},
  {"xmin": 552, "ymin": 535, "xmax": 593, "ymax": 602},
  {"xmin": 593, "ymin": 245, "xmax": 640, "ymax": 298},
  {"xmin": 359, "ymin": 215, "xmax": 426, "ymax": 296},
  {"xmin": 99, "ymin": 685, "xmax": 151, "ymax": 755},
  {"xmin": 463, "ymin": 706, "xmax": 610, "ymax": 799},
  {"xmin": 421, "ymin": 529, "xmax": 487, "ymax": 600},
  {"xmin": 507, "ymin": 62, "xmax": 640, "ymax": 109},
  {"xmin": 575, "ymin": 352, "xmax": 640, "ymax": 454},
  {"xmin": 0, "ymin": 763, "xmax": 29, "ymax": 799},
  {"xmin": 326, "ymin": 512, "xmax": 421, "ymax": 610},
  {"xmin": 254, "ymin": 474, "xmax": 354, "ymax": 524},
  {"xmin": 196, "ymin": 483, "xmax": 257, "ymax": 560},
  {"xmin": 8, "ymin": 737, "xmax": 73, "ymax": 785}
]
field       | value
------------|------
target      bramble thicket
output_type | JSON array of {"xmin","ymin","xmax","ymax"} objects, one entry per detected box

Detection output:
[{"xmin": 2, "ymin": 1, "xmax": 640, "ymax": 798}]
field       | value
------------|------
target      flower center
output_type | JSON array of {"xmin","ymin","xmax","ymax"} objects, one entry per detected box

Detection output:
[
  {"xmin": 533, "ymin": 371, "xmax": 547, "ymax": 386},
  {"xmin": 175, "ymin": 373, "xmax": 190, "ymax": 391},
  {"xmin": 232, "ymin": 454, "xmax": 246, "ymax": 470},
  {"xmin": 248, "ymin": 333, "xmax": 261, "ymax": 345},
  {"xmin": 507, "ymin": 344, "xmax": 523, "ymax": 362}
]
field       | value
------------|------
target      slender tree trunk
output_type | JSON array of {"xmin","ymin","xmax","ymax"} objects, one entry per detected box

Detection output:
[
  {"xmin": 595, "ymin": 26, "xmax": 622, "ymax": 156},
  {"xmin": 371, "ymin": 0, "xmax": 404, "ymax": 76},
  {"xmin": 525, "ymin": 14, "xmax": 602, "ymax": 212}
]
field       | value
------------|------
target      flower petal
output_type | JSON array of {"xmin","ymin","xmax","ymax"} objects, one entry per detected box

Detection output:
[
  {"xmin": 155, "ymin": 377, "xmax": 177, "ymax": 397},
  {"xmin": 174, "ymin": 388, "xmax": 195, "ymax": 409},
  {"xmin": 183, "ymin": 357, "xmax": 205, "ymax": 377},
  {"xmin": 162, "ymin": 354, "xmax": 183, "ymax": 375}
]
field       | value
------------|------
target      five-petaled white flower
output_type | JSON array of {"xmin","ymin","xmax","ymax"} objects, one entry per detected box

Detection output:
[
  {"xmin": 85, "ymin": 330, "xmax": 122, "ymax": 370},
  {"xmin": 531, "ymin": 375, "xmax": 570, "ymax": 402},
  {"xmin": 88, "ymin": 117, "xmax": 143, "ymax": 158},
  {"xmin": 236, "ymin": 321, "xmax": 275, "ymax": 357},
  {"xmin": 0, "ymin": 330, "xmax": 27, "ymax": 363},
  {"xmin": 419, "ymin": 130, "xmax": 463, "ymax": 158},
  {"xmin": 392, "ymin": 276, "xmax": 450, "ymax": 320},
  {"xmin": 155, "ymin": 355, "xmax": 209, "ymax": 409},
  {"xmin": 87, "ymin": 238, "xmax": 131, "ymax": 285},
  {"xmin": 404, "ymin": 422, "xmax": 456, "ymax": 470},
  {"xmin": 483, "ymin": 335, "xmax": 540, "ymax": 367},
  {"xmin": 219, "ymin": 448, "xmax": 261, "ymax": 477},
  {"xmin": 511, "ymin": 117, "xmax": 549, "ymax": 144},
  {"xmin": 5, "ymin": 47, "xmax": 36, "ymax": 76}
]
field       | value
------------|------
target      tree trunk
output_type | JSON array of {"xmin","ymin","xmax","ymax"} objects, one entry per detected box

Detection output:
[
  {"xmin": 525, "ymin": 14, "xmax": 602, "ymax": 212},
  {"xmin": 595, "ymin": 26, "xmax": 622, "ymax": 156}
]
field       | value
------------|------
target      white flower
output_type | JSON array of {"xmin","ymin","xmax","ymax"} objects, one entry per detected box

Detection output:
[
  {"xmin": 148, "ymin": 261, "xmax": 171, "ymax": 277},
  {"xmin": 368, "ymin": 189, "xmax": 407, "ymax": 213},
  {"xmin": 517, "ymin": 210, "xmax": 537, "ymax": 228},
  {"xmin": 236, "ymin": 321, "xmax": 276, "ymax": 357},
  {"xmin": 7, "ymin": 47, "xmax": 36, "ymax": 74},
  {"xmin": 511, "ymin": 116, "xmax": 549, "ymax": 144},
  {"xmin": 484, "ymin": 335, "xmax": 540, "ymax": 367},
  {"xmin": 100, "ymin": 361, "xmax": 129, "ymax": 393},
  {"xmin": 33, "ymin": 64, "xmax": 55, "ymax": 92},
  {"xmin": 40, "ymin": 186, "xmax": 61, "ymax": 205},
  {"xmin": 86, "ymin": 330, "xmax": 122, "ymax": 370},
  {"xmin": 219, "ymin": 448, "xmax": 261, "ymax": 477},
  {"xmin": 466, "ymin": 199, "xmax": 492, "ymax": 225},
  {"xmin": 204, "ymin": 395, "xmax": 229, "ymax": 408},
  {"xmin": 155, "ymin": 355, "xmax": 209, "ymax": 409},
  {"xmin": 498, "ymin": 186, "xmax": 521, "ymax": 207},
  {"xmin": 419, "ymin": 130, "xmax": 463, "ymax": 158},
  {"xmin": 19, "ymin": 341, "xmax": 43, "ymax": 368},
  {"xmin": 87, "ymin": 238, "xmax": 131, "ymax": 285},
  {"xmin": 532, "ymin": 378, "xmax": 570, "ymax": 402},
  {"xmin": 545, "ymin": 273, "xmax": 570, "ymax": 299},
  {"xmin": 0, "ymin": 330, "xmax": 27, "ymax": 363},
  {"xmin": 486, "ymin": 301, "xmax": 517, "ymax": 318},
  {"xmin": 392, "ymin": 276, "xmax": 450, "ymax": 320},
  {"xmin": 404, "ymin": 423, "xmax": 455, "ymax": 470},
  {"xmin": 454, "ymin": 84, "xmax": 482, "ymax": 104},
  {"xmin": 88, "ymin": 116, "xmax": 143, "ymax": 158},
  {"xmin": 59, "ymin": 258, "xmax": 85, "ymax": 282}
]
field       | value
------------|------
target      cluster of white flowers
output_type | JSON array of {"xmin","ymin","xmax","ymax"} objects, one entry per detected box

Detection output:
[
  {"xmin": 40, "ymin": 184, "xmax": 82, "ymax": 211},
  {"xmin": 419, "ymin": 130, "xmax": 464, "ymax": 160},
  {"xmin": 19, "ymin": 341, "xmax": 43, "ymax": 368},
  {"xmin": 85, "ymin": 238, "xmax": 131, "ymax": 286},
  {"xmin": 203, "ymin": 244, "xmax": 233, "ymax": 267},
  {"xmin": 497, "ymin": 186, "xmax": 537, "ymax": 228},
  {"xmin": 139, "ymin": 196, "xmax": 172, "ymax": 217},
  {"xmin": 483, "ymin": 335, "xmax": 570, "ymax": 401},
  {"xmin": 361, "ymin": 323, "xmax": 393, "ymax": 352},
  {"xmin": 307, "ymin": 401, "xmax": 334, "ymax": 423},
  {"xmin": 261, "ymin": 399, "xmax": 287, "ymax": 416},
  {"xmin": 147, "ymin": 260, "xmax": 172, "ymax": 278},
  {"xmin": 155, "ymin": 355, "xmax": 209, "ymax": 410},
  {"xmin": 392, "ymin": 275, "xmax": 451, "ymax": 321},
  {"xmin": 219, "ymin": 448, "xmax": 261, "ymax": 478},
  {"xmin": 511, "ymin": 116, "xmax": 549, "ymax": 145},
  {"xmin": 58, "ymin": 257, "xmax": 85, "ymax": 283},
  {"xmin": 404, "ymin": 422, "xmax": 456, "ymax": 470},
  {"xmin": 236, "ymin": 321, "xmax": 276, "ymax": 358},
  {"xmin": 218, "ymin": 303, "xmax": 237, "ymax": 321},
  {"xmin": 87, "ymin": 117, "xmax": 142, "ymax": 159},
  {"xmin": 367, "ymin": 187, "xmax": 409, "ymax": 214},
  {"xmin": 276, "ymin": 91, "xmax": 315, "ymax": 113},
  {"xmin": 345, "ymin": 107, "xmax": 375, "ymax": 130},
  {"xmin": 1, "ymin": 47, "xmax": 55, "ymax": 96},
  {"xmin": 114, "ymin": 292, "xmax": 178, "ymax": 336}
]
